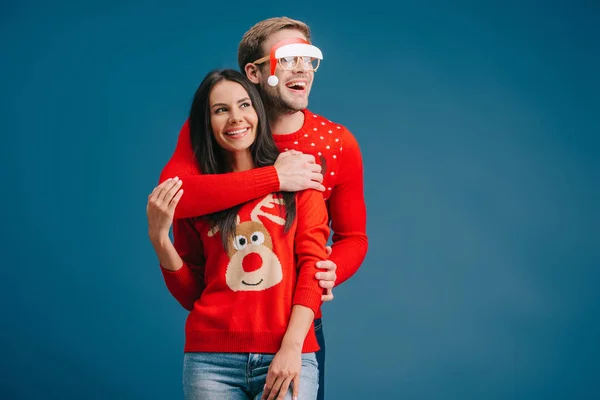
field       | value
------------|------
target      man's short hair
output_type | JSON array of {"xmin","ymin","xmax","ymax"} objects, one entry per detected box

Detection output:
[{"xmin": 237, "ymin": 17, "xmax": 312, "ymax": 72}]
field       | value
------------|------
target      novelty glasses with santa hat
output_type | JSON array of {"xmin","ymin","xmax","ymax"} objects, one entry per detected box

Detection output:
[{"xmin": 253, "ymin": 37, "xmax": 323, "ymax": 86}]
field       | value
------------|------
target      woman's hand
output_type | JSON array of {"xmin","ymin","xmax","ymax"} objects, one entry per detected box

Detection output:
[
  {"xmin": 262, "ymin": 344, "xmax": 302, "ymax": 400},
  {"xmin": 146, "ymin": 177, "xmax": 183, "ymax": 243}
]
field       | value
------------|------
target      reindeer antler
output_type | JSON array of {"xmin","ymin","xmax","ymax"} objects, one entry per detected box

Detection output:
[
  {"xmin": 251, "ymin": 194, "xmax": 286, "ymax": 225},
  {"xmin": 208, "ymin": 215, "xmax": 241, "ymax": 237}
]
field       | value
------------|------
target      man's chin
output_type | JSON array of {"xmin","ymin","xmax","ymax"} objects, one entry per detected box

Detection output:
[{"xmin": 284, "ymin": 98, "xmax": 308, "ymax": 112}]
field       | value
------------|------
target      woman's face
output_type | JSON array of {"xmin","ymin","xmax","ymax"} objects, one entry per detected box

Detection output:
[{"xmin": 209, "ymin": 80, "xmax": 258, "ymax": 154}]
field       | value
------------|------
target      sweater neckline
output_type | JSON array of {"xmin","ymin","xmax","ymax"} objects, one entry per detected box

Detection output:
[{"xmin": 272, "ymin": 109, "xmax": 313, "ymax": 142}]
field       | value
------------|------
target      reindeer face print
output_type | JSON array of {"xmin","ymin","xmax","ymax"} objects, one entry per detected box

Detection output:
[
  {"xmin": 225, "ymin": 220, "xmax": 283, "ymax": 291},
  {"xmin": 208, "ymin": 194, "xmax": 285, "ymax": 292}
]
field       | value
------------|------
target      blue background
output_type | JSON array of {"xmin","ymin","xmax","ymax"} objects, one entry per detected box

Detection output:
[{"xmin": 2, "ymin": 0, "xmax": 598, "ymax": 398}]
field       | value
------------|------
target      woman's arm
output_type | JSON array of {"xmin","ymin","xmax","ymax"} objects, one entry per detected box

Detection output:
[
  {"xmin": 147, "ymin": 178, "xmax": 206, "ymax": 311},
  {"xmin": 262, "ymin": 189, "xmax": 330, "ymax": 400}
]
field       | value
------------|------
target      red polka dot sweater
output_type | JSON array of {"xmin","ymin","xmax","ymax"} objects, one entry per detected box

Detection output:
[{"xmin": 159, "ymin": 109, "xmax": 368, "ymax": 318}]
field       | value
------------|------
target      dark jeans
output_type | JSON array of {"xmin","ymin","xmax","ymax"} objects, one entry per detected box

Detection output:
[{"xmin": 314, "ymin": 318, "xmax": 325, "ymax": 400}]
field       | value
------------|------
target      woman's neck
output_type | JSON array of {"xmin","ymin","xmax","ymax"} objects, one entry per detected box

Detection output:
[{"xmin": 227, "ymin": 149, "xmax": 255, "ymax": 172}]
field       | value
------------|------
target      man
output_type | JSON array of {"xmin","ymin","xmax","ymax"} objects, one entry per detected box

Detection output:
[{"xmin": 159, "ymin": 17, "xmax": 368, "ymax": 399}]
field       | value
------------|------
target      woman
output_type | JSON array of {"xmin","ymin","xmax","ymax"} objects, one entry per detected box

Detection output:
[{"xmin": 146, "ymin": 69, "xmax": 329, "ymax": 400}]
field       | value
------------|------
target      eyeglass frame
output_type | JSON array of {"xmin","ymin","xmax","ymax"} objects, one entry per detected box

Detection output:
[{"xmin": 253, "ymin": 55, "xmax": 321, "ymax": 72}]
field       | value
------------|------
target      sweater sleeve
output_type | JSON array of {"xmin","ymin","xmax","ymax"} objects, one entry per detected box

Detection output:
[
  {"xmin": 293, "ymin": 189, "xmax": 330, "ymax": 315},
  {"xmin": 159, "ymin": 120, "xmax": 281, "ymax": 219},
  {"xmin": 160, "ymin": 218, "xmax": 206, "ymax": 311},
  {"xmin": 327, "ymin": 128, "xmax": 369, "ymax": 285}
]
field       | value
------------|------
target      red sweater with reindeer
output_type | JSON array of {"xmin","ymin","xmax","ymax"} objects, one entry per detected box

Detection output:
[
  {"xmin": 159, "ymin": 109, "xmax": 368, "ymax": 320},
  {"xmin": 162, "ymin": 191, "xmax": 329, "ymax": 353}
]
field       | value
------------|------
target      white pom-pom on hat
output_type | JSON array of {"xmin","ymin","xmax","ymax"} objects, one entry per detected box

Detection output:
[{"xmin": 267, "ymin": 75, "xmax": 279, "ymax": 86}]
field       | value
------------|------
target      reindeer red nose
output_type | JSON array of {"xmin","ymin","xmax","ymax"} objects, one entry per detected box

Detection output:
[{"xmin": 242, "ymin": 252, "xmax": 263, "ymax": 273}]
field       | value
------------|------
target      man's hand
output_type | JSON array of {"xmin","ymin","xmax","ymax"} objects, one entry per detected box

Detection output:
[
  {"xmin": 317, "ymin": 246, "xmax": 337, "ymax": 302},
  {"xmin": 275, "ymin": 150, "xmax": 325, "ymax": 192}
]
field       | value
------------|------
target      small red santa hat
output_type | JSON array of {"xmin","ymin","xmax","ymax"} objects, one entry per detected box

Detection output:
[{"xmin": 266, "ymin": 37, "xmax": 323, "ymax": 86}]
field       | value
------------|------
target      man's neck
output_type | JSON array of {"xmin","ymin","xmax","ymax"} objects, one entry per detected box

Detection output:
[{"xmin": 269, "ymin": 109, "xmax": 305, "ymax": 135}]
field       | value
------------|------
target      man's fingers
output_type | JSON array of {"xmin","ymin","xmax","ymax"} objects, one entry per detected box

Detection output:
[
  {"xmin": 309, "ymin": 163, "xmax": 322, "ymax": 173},
  {"xmin": 309, "ymin": 181, "xmax": 326, "ymax": 192},
  {"xmin": 325, "ymin": 245, "xmax": 332, "ymax": 256},
  {"xmin": 316, "ymin": 270, "xmax": 336, "ymax": 282},
  {"xmin": 321, "ymin": 289, "xmax": 334, "ymax": 302},
  {"xmin": 301, "ymin": 154, "xmax": 316, "ymax": 164},
  {"xmin": 310, "ymin": 172, "xmax": 324, "ymax": 183},
  {"xmin": 319, "ymin": 280, "xmax": 335, "ymax": 289},
  {"xmin": 316, "ymin": 260, "xmax": 337, "ymax": 271}
]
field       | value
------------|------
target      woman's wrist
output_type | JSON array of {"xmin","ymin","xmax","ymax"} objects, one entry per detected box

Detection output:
[{"xmin": 149, "ymin": 232, "xmax": 171, "ymax": 249}]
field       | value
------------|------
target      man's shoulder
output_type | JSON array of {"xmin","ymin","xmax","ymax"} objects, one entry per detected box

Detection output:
[
  {"xmin": 303, "ymin": 109, "xmax": 360, "ymax": 147},
  {"xmin": 304, "ymin": 109, "xmax": 346, "ymax": 129}
]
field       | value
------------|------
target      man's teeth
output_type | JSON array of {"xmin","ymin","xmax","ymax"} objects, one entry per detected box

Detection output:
[
  {"xmin": 226, "ymin": 128, "xmax": 248, "ymax": 136},
  {"xmin": 286, "ymin": 82, "xmax": 306, "ymax": 88}
]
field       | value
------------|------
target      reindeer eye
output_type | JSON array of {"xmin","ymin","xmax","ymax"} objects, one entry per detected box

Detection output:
[
  {"xmin": 233, "ymin": 235, "xmax": 248, "ymax": 250},
  {"xmin": 250, "ymin": 231, "xmax": 265, "ymax": 245}
]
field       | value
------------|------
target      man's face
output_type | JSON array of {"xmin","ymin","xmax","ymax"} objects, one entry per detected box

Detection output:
[{"xmin": 255, "ymin": 29, "xmax": 315, "ymax": 114}]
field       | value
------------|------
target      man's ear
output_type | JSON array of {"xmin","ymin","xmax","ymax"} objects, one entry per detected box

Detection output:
[{"xmin": 245, "ymin": 63, "xmax": 261, "ymax": 84}]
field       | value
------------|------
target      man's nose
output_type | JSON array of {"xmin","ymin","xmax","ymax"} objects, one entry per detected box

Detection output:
[{"xmin": 293, "ymin": 57, "xmax": 308, "ymax": 73}]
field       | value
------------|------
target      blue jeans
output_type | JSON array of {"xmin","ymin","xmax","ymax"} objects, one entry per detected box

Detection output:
[
  {"xmin": 183, "ymin": 352, "xmax": 319, "ymax": 399},
  {"xmin": 314, "ymin": 318, "xmax": 325, "ymax": 400}
]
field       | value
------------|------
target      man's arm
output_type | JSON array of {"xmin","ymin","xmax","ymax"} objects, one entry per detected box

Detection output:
[
  {"xmin": 160, "ymin": 121, "xmax": 325, "ymax": 220},
  {"xmin": 326, "ymin": 128, "xmax": 368, "ymax": 286},
  {"xmin": 160, "ymin": 120, "xmax": 279, "ymax": 219}
]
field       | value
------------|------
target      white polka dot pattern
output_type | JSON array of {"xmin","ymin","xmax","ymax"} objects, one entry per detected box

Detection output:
[{"xmin": 274, "ymin": 111, "xmax": 344, "ymax": 200}]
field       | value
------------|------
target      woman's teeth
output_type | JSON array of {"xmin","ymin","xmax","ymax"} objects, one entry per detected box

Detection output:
[{"xmin": 226, "ymin": 128, "xmax": 248, "ymax": 136}]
